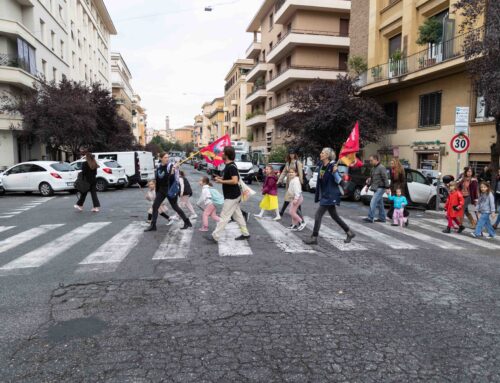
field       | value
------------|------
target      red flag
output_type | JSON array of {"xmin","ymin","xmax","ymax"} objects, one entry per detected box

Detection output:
[
  {"xmin": 339, "ymin": 122, "xmax": 363, "ymax": 167},
  {"xmin": 200, "ymin": 134, "xmax": 231, "ymax": 167}
]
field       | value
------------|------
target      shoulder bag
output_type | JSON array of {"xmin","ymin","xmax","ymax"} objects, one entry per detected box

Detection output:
[{"xmin": 75, "ymin": 172, "xmax": 90, "ymax": 194}]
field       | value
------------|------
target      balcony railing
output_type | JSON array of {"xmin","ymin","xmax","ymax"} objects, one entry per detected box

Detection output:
[
  {"xmin": 246, "ymin": 39, "xmax": 261, "ymax": 53},
  {"xmin": 246, "ymin": 85, "xmax": 266, "ymax": 99},
  {"xmin": 0, "ymin": 53, "xmax": 36, "ymax": 75},
  {"xmin": 266, "ymin": 99, "xmax": 292, "ymax": 112},
  {"xmin": 359, "ymin": 27, "xmax": 483, "ymax": 88},
  {"xmin": 269, "ymin": 28, "xmax": 349, "ymax": 53},
  {"xmin": 269, "ymin": 65, "xmax": 344, "ymax": 82},
  {"xmin": 276, "ymin": 0, "xmax": 351, "ymax": 13}
]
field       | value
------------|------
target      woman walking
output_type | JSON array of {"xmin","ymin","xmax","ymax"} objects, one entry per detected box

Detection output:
[
  {"xmin": 278, "ymin": 149, "xmax": 304, "ymax": 218},
  {"xmin": 390, "ymin": 158, "xmax": 406, "ymax": 195},
  {"xmin": 304, "ymin": 148, "xmax": 355, "ymax": 245},
  {"xmin": 458, "ymin": 167, "xmax": 479, "ymax": 228},
  {"xmin": 254, "ymin": 165, "xmax": 280, "ymax": 220},
  {"xmin": 74, "ymin": 152, "xmax": 100, "ymax": 212},
  {"xmin": 144, "ymin": 152, "xmax": 192, "ymax": 232}
]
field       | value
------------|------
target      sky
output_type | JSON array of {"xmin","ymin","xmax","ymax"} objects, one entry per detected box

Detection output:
[{"xmin": 105, "ymin": 0, "xmax": 262, "ymax": 132}]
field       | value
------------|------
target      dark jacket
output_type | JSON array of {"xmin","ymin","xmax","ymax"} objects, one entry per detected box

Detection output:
[
  {"xmin": 370, "ymin": 163, "xmax": 389, "ymax": 191},
  {"xmin": 262, "ymin": 175, "xmax": 278, "ymax": 196},
  {"xmin": 155, "ymin": 163, "xmax": 174, "ymax": 192},
  {"xmin": 181, "ymin": 176, "xmax": 192, "ymax": 196},
  {"xmin": 458, "ymin": 177, "xmax": 479, "ymax": 202},
  {"xmin": 81, "ymin": 161, "xmax": 97, "ymax": 185},
  {"xmin": 315, "ymin": 161, "xmax": 342, "ymax": 206}
]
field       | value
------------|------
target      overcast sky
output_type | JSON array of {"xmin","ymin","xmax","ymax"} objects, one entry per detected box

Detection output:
[{"xmin": 105, "ymin": 0, "xmax": 261, "ymax": 131}]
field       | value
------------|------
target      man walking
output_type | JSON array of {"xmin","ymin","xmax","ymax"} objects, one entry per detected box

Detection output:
[
  {"xmin": 209, "ymin": 146, "xmax": 250, "ymax": 243},
  {"xmin": 363, "ymin": 154, "xmax": 390, "ymax": 223}
]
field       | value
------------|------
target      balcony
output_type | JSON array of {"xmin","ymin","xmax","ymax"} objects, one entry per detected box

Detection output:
[
  {"xmin": 245, "ymin": 40, "xmax": 262, "ymax": 59},
  {"xmin": 246, "ymin": 112, "xmax": 267, "ymax": 127},
  {"xmin": 266, "ymin": 65, "xmax": 346, "ymax": 92},
  {"xmin": 358, "ymin": 28, "xmax": 481, "ymax": 91},
  {"xmin": 275, "ymin": 0, "xmax": 351, "ymax": 25},
  {"xmin": 246, "ymin": 62, "xmax": 272, "ymax": 82},
  {"xmin": 223, "ymin": 121, "xmax": 230, "ymax": 127},
  {"xmin": 0, "ymin": 54, "xmax": 37, "ymax": 89},
  {"xmin": 231, "ymin": 116, "xmax": 239, "ymax": 123},
  {"xmin": 266, "ymin": 101, "xmax": 292, "ymax": 120},
  {"xmin": 267, "ymin": 29, "xmax": 350, "ymax": 63},
  {"xmin": 231, "ymin": 99, "xmax": 239, "ymax": 106},
  {"xmin": 246, "ymin": 86, "xmax": 267, "ymax": 105}
]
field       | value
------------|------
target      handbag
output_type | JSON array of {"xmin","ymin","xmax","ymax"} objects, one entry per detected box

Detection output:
[
  {"xmin": 239, "ymin": 179, "xmax": 256, "ymax": 202},
  {"xmin": 167, "ymin": 179, "xmax": 180, "ymax": 199},
  {"xmin": 75, "ymin": 172, "xmax": 90, "ymax": 193}
]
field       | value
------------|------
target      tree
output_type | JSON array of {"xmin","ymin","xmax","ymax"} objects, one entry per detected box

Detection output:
[
  {"xmin": 454, "ymin": 0, "xmax": 500, "ymax": 181},
  {"xmin": 279, "ymin": 76, "xmax": 390, "ymax": 157},
  {"xmin": 268, "ymin": 145, "xmax": 288, "ymax": 163}
]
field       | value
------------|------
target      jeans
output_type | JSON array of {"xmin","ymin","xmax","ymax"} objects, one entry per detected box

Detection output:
[
  {"xmin": 368, "ymin": 188, "xmax": 386, "ymax": 222},
  {"xmin": 475, "ymin": 213, "xmax": 496, "ymax": 237},
  {"xmin": 495, "ymin": 206, "xmax": 500, "ymax": 227},
  {"xmin": 76, "ymin": 183, "xmax": 100, "ymax": 208},
  {"xmin": 312, "ymin": 205, "xmax": 350, "ymax": 237}
]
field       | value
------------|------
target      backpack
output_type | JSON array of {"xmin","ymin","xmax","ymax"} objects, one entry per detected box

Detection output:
[{"xmin": 209, "ymin": 187, "xmax": 224, "ymax": 206}]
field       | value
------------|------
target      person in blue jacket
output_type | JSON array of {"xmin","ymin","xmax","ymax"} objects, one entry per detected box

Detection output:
[{"xmin": 304, "ymin": 147, "xmax": 356, "ymax": 245}]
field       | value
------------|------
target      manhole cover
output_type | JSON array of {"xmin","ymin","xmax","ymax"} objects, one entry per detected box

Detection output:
[{"xmin": 47, "ymin": 317, "xmax": 107, "ymax": 342}]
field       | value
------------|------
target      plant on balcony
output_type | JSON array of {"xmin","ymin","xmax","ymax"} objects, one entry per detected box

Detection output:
[
  {"xmin": 389, "ymin": 50, "xmax": 406, "ymax": 76},
  {"xmin": 371, "ymin": 65, "xmax": 383, "ymax": 80},
  {"xmin": 254, "ymin": 77, "xmax": 265, "ymax": 88},
  {"xmin": 348, "ymin": 55, "xmax": 368, "ymax": 76},
  {"xmin": 246, "ymin": 110, "xmax": 264, "ymax": 120},
  {"xmin": 417, "ymin": 17, "xmax": 443, "ymax": 46}
]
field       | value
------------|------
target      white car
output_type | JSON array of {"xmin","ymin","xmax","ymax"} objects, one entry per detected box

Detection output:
[
  {"xmin": 0, "ymin": 161, "xmax": 78, "ymax": 196},
  {"xmin": 70, "ymin": 159, "xmax": 128, "ymax": 192},
  {"xmin": 360, "ymin": 168, "xmax": 438, "ymax": 210},
  {"xmin": 309, "ymin": 171, "xmax": 318, "ymax": 192}
]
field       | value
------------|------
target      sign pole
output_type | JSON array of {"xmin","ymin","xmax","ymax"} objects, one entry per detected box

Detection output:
[{"xmin": 457, "ymin": 152, "xmax": 461, "ymax": 180}]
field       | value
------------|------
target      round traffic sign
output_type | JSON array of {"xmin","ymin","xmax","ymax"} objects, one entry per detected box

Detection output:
[{"xmin": 450, "ymin": 134, "xmax": 470, "ymax": 154}]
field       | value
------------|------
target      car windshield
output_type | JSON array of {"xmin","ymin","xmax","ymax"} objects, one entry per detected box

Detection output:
[
  {"xmin": 50, "ymin": 163, "xmax": 73, "ymax": 172},
  {"xmin": 235, "ymin": 153, "xmax": 251, "ymax": 162},
  {"xmin": 104, "ymin": 160, "xmax": 121, "ymax": 168}
]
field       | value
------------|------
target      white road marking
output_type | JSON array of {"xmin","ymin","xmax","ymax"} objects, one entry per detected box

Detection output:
[
  {"xmin": 0, "ymin": 224, "xmax": 64, "ymax": 254},
  {"xmin": 0, "ymin": 216, "xmax": 15, "ymax": 219},
  {"xmin": 0, "ymin": 226, "xmax": 15, "ymax": 233},
  {"xmin": 153, "ymin": 219, "xmax": 197, "ymax": 260},
  {"xmin": 255, "ymin": 218, "xmax": 315, "ymax": 253},
  {"xmin": 382, "ymin": 222, "xmax": 463, "ymax": 250},
  {"xmin": 303, "ymin": 216, "xmax": 367, "ymax": 251},
  {"xmin": 342, "ymin": 218, "xmax": 417, "ymax": 250},
  {"xmin": 218, "ymin": 222, "xmax": 253, "ymax": 257},
  {"xmin": 0, "ymin": 222, "xmax": 110, "ymax": 273},
  {"xmin": 77, "ymin": 222, "xmax": 146, "ymax": 272}
]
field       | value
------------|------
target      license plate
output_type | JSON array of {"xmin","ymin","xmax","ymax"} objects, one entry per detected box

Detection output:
[
  {"xmin": 117, "ymin": 179, "xmax": 125, "ymax": 184},
  {"xmin": 67, "ymin": 182, "xmax": 74, "ymax": 186}
]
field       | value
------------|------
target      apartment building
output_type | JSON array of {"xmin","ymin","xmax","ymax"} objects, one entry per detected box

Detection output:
[
  {"xmin": 174, "ymin": 126, "xmax": 194, "ymax": 145},
  {"xmin": 223, "ymin": 59, "xmax": 253, "ymax": 143},
  {"xmin": 0, "ymin": 0, "xmax": 116, "ymax": 168},
  {"xmin": 111, "ymin": 52, "xmax": 134, "ymax": 126},
  {"xmin": 354, "ymin": 0, "xmax": 495, "ymax": 175},
  {"xmin": 132, "ymin": 94, "xmax": 146, "ymax": 146},
  {"xmin": 245, "ymin": 0, "xmax": 351, "ymax": 153},
  {"xmin": 202, "ymin": 97, "xmax": 225, "ymax": 143}
]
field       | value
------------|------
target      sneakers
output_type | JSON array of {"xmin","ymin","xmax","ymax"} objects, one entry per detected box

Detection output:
[
  {"xmin": 471, "ymin": 232, "xmax": 479, "ymax": 238},
  {"xmin": 286, "ymin": 224, "xmax": 296, "ymax": 230},
  {"xmin": 391, "ymin": 223, "xmax": 399, "ymax": 227},
  {"xmin": 235, "ymin": 235, "xmax": 250, "ymax": 241},
  {"xmin": 297, "ymin": 221, "xmax": 307, "ymax": 232},
  {"xmin": 199, "ymin": 227, "xmax": 208, "ymax": 232},
  {"xmin": 254, "ymin": 214, "xmax": 263, "ymax": 219},
  {"xmin": 74, "ymin": 205, "xmax": 83, "ymax": 212},
  {"xmin": 273, "ymin": 215, "xmax": 281, "ymax": 221},
  {"xmin": 91, "ymin": 207, "xmax": 100, "ymax": 212},
  {"xmin": 165, "ymin": 219, "xmax": 174, "ymax": 226},
  {"xmin": 363, "ymin": 218, "xmax": 374, "ymax": 223},
  {"xmin": 189, "ymin": 214, "xmax": 198, "ymax": 220},
  {"xmin": 304, "ymin": 236, "xmax": 318, "ymax": 245},
  {"xmin": 374, "ymin": 219, "xmax": 386, "ymax": 223}
]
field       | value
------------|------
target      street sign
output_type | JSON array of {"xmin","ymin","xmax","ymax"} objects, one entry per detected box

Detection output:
[
  {"xmin": 455, "ymin": 106, "xmax": 470, "ymax": 134},
  {"xmin": 450, "ymin": 134, "xmax": 470, "ymax": 153}
]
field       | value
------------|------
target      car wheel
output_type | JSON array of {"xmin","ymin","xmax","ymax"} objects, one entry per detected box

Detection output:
[
  {"xmin": 39, "ymin": 182, "xmax": 54, "ymax": 197},
  {"xmin": 68, "ymin": 189, "xmax": 78, "ymax": 194},
  {"xmin": 361, "ymin": 197, "xmax": 371, "ymax": 206},
  {"xmin": 427, "ymin": 196, "xmax": 437, "ymax": 210},
  {"xmin": 352, "ymin": 187, "xmax": 362, "ymax": 202},
  {"xmin": 95, "ymin": 178, "xmax": 108, "ymax": 192}
]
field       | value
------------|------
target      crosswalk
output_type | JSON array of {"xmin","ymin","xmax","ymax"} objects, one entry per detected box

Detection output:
[
  {"xmin": 0, "ymin": 197, "xmax": 54, "ymax": 219},
  {"xmin": 0, "ymin": 215, "xmax": 497, "ymax": 277}
]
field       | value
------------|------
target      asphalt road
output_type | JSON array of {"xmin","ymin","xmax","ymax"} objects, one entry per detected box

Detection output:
[{"xmin": 1, "ymin": 166, "xmax": 499, "ymax": 382}]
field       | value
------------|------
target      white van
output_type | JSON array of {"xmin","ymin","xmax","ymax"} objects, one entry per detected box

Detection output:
[{"xmin": 92, "ymin": 151, "xmax": 155, "ymax": 186}]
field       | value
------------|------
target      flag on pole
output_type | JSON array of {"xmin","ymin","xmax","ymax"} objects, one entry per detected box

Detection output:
[
  {"xmin": 200, "ymin": 134, "xmax": 231, "ymax": 167},
  {"xmin": 339, "ymin": 122, "xmax": 363, "ymax": 167}
]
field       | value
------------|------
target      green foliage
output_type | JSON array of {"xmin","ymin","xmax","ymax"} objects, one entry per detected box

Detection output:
[
  {"xmin": 416, "ymin": 18, "xmax": 443, "ymax": 45},
  {"xmin": 246, "ymin": 110, "xmax": 264, "ymax": 120},
  {"xmin": 348, "ymin": 55, "xmax": 368, "ymax": 75},
  {"xmin": 390, "ymin": 49, "xmax": 403, "ymax": 61},
  {"xmin": 268, "ymin": 145, "xmax": 288, "ymax": 163},
  {"xmin": 150, "ymin": 136, "xmax": 184, "ymax": 153},
  {"xmin": 247, "ymin": 130, "xmax": 253, "ymax": 142}
]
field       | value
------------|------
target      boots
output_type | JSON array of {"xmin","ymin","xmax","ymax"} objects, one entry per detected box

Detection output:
[
  {"xmin": 458, "ymin": 225, "xmax": 466, "ymax": 233},
  {"xmin": 466, "ymin": 212, "xmax": 476, "ymax": 229},
  {"xmin": 147, "ymin": 213, "xmax": 152, "ymax": 223},
  {"xmin": 304, "ymin": 236, "xmax": 318, "ymax": 245},
  {"xmin": 144, "ymin": 224, "xmax": 157, "ymax": 232},
  {"xmin": 345, "ymin": 231, "xmax": 356, "ymax": 244},
  {"xmin": 160, "ymin": 212, "xmax": 170, "ymax": 220},
  {"xmin": 442, "ymin": 227, "xmax": 451, "ymax": 234},
  {"xmin": 181, "ymin": 219, "xmax": 193, "ymax": 230}
]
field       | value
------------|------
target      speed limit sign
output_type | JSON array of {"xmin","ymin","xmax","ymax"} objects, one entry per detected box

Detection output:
[{"xmin": 450, "ymin": 134, "xmax": 470, "ymax": 153}]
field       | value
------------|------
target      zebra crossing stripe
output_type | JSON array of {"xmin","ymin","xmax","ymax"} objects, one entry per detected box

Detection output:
[
  {"xmin": 0, "ymin": 216, "xmax": 15, "ymax": 219},
  {"xmin": 0, "ymin": 224, "xmax": 64, "ymax": 254},
  {"xmin": 152, "ymin": 219, "xmax": 197, "ymax": 260},
  {"xmin": 255, "ymin": 218, "xmax": 315, "ymax": 254},
  {"xmin": 342, "ymin": 218, "xmax": 417, "ymax": 250},
  {"xmin": 303, "ymin": 216, "xmax": 367, "ymax": 251},
  {"xmin": 382, "ymin": 222, "xmax": 463, "ymax": 250},
  {"xmin": 0, "ymin": 226, "xmax": 15, "ymax": 234},
  {"xmin": 0, "ymin": 222, "xmax": 110, "ymax": 273},
  {"xmin": 219, "ymin": 222, "xmax": 253, "ymax": 257},
  {"xmin": 77, "ymin": 222, "xmax": 146, "ymax": 272}
]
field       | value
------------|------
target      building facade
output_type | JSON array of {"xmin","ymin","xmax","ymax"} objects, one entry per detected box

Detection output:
[
  {"xmin": 132, "ymin": 94, "xmax": 146, "ymax": 146},
  {"xmin": 203, "ymin": 97, "xmax": 225, "ymax": 144},
  {"xmin": 355, "ymin": 0, "xmax": 496, "ymax": 175},
  {"xmin": 174, "ymin": 126, "xmax": 194, "ymax": 145},
  {"xmin": 111, "ymin": 52, "xmax": 134, "ymax": 126},
  {"xmin": 0, "ymin": 0, "xmax": 116, "ymax": 168},
  {"xmin": 245, "ymin": 0, "xmax": 351, "ymax": 153},
  {"xmin": 223, "ymin": 59, "xmax": 253, "ymax": 143}
]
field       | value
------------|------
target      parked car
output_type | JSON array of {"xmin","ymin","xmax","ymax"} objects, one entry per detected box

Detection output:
[
  {"xmin": 93, "ymin": 151, "xmax": 154, "ymax": 186},
  {"xmin": 337, "ymin": 164, "xmax": 372, "ymax": 202},
  {"xmin": 360, "ymin": 168, "xmax": 438, "ymax": 210},
  {"xmin": 0, "ymin": 171, "xmax": 4, "ymax": 195},
  {"xmin": 308, "ymin": 170, "xmax": 318, "ymax": 193},
  {"xmin": 0, "ymin": 161, "xmax": 78, "ymax": 196},
  {"xmin": 197, "ymin": 158, "xmax": 209, "ymax": 172},
  {"xmin": 70, "ymin": 159, "xmax": 127, "ymax": 192},
  {"xmin": 302, "ymin": 165, "xmax": 317, "ymax": 192}
]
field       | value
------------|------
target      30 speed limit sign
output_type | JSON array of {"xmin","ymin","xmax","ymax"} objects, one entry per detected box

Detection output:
[{"xmin": 450, "ymin": 134, "xmax": 470, "ymax": 154}]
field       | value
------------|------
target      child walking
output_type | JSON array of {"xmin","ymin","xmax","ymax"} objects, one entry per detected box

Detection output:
[
  {"xmin": 197, "ymin": 176, "xmax": 220, "ymax": 232},
  {"xmin": 145, "ymin": 180, "xmax": 173, "ymax": 226},
  {"xmin": 472, "ymin": 182, "xmax": 496, "ymax": 239},
  {"xmin": 179, "ymin": 171, "xmax": 197, "ymax": 219},
  {"xmin": 254, "ymin": 165, "xmax": 281, "ymax": 220},
  {"xmin": 443, "ymin": 181, "xmax": 465, "ymax": 234},
  {"xmin": 287, "ymin": 168, "xmax": 306, "ymax": 231},
  {"xmin": 388, "ymin": 188, "xmax": 408, "ymax": 227}
]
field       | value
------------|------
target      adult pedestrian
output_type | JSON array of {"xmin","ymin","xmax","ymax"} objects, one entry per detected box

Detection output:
[
  {"xmin": 304, "ymin": 148, "xmax": 355, "ymax": 245},
  {"xmin": 144, "ymin": 152, "xmax": 192, "ymax": 232},
  {"xmin": 210, "ymin": 146, "xmax": 250, "ymax": 243},
  {"xmin": 278, "ymin": 149, "xmax": 304, "ymax": 218},
  {"xmin": 74, "ymin": 152, "xmax": 100, "ymax": 212},
  {"xmin": 457, "ymin": 167, "xmax": 479, "ymax": 229},
  {"xmin": 494, "ymin": 169, "xmax": 500, "ymax": 211},
  {"xmin": 363, "ymin": 154, "xmax": 390, "ymax": 223},
  {"xmin": 389, "ymin": 157, "xmax": 406, "ymax": 195},
  {"xmin": 478, "ymin": 165, "xmax": 492, "ymax": 183}
]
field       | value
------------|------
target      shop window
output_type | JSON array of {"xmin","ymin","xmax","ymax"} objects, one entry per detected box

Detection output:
[
  {"xmin": 417, "ymin": 153, "xmax": 440, "ymax": 171},
  {"xmin": 419, "ymin": 92, "xmax": 441, "ymax": 128},
  {"xmin": 384, "ymin": 102, "xmax": 398, "ymax": 132}
]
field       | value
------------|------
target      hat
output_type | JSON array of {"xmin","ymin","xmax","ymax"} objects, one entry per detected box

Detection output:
[{"xmin": 288, "ymin": 148, "xmax": 296, "ymax": 154}]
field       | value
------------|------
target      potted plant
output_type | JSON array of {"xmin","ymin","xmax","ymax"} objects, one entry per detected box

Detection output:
[
  {"xmin": 389, "ymin": 49, "xmax": 405, "ymax": 76},
  {"xmin": 371, "ymin": 65, "xmax": 383, "ymax": 80},
  {"xmin": 348, "ymin": 55, "xmax": 368, "ymax": 76},
  {"xmin": 417, "ymin": 17, "xmax": 443, "ymax": 65}
]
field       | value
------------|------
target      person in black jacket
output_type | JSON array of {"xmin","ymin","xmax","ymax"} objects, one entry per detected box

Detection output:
[
  {"xmin": 144, "ymin": 152, "xmax": 192, "ymax": 232},
  {"xmin": 74, "ymin": 152, "xmax": 101, "ymax": 212}
]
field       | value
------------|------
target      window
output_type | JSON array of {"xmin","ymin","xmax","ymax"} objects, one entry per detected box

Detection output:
[
  {"xmin": 475, "ymin": 95, "xmax": 494, "ymax": 121},
  {"xmin": 60, "ymin": 40, "xmax": 64, "ymax": 59},
  {"xmin": 40, "ymin": 19, "xmax": 46, "ymax": 43},
  {"xmin": 42, "ymin": 59, "xmax": 47, "ymax": 76},
  {"xmin": 384, "ymin": 102, "xmax": 398, "ymax": 132},
  {"xmin": 51, "ymin": 31, "xmax": 55, "ymax": 50},
  {"xmin": 52, "ymin": 67, "xmax": 57, "ymax": 81},
  {"xmin": 339, "ymin": 52, "xmax": 348, "ymax": 70},
  {"xmin": 269, "ymin": 13, "xmax": 274, "ymax": 30},
  {"xmin": 29, "ymin": 164, "xmax": 46, "ymax": 172},
  {"xmin": 389, "ymin": 33, "xmax": 402, "ymax": 58},
  {"xmin": 50, "ymin": 163, "xmax": 73, "ymax": 172},
  {"xmin": 419, "ymin": 92, "xmax": 442, "ymax": 127},
  {"xmin": 16, "ymin": 38, "xmax": 37, "ymax": 75}
]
